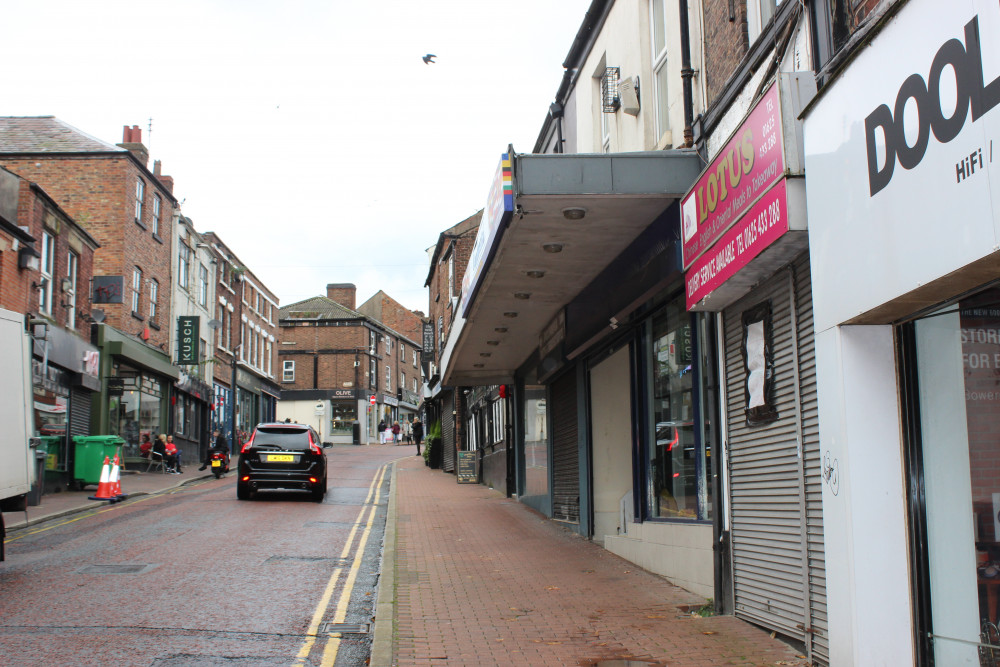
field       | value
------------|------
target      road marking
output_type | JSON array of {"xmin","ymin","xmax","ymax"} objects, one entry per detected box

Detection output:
[{"xmin": 293, "ymin": 463, "xmax": 387, "ymax": 667}]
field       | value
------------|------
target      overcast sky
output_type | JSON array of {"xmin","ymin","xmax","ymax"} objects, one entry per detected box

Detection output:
[{"xmin": 1, "ymin": 0, "xmax": 591, "ymax": 313}]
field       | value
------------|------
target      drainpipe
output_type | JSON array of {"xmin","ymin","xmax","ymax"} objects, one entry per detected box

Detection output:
[
  {"xmin": 549, "ymin": 102, "xmax": 564, "ymax": 153},
  {"xmin": 679, "ymin": 0, "xmax": 695, "ymax": 147}
]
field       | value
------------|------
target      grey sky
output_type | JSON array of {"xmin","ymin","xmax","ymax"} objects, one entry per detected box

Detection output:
[{"xmin": 1, "ymin": 0, "xmax": 590, "ymax": 312}]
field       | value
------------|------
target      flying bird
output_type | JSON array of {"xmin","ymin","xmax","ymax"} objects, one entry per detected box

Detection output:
[{"xmin": 422, "ymin": 54, "xmax": 437, "ymax": 64}]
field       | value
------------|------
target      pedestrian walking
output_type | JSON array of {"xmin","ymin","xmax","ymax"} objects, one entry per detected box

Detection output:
[
  {"xmin": 404, "ymin": 419, "xmax": 412, "ymax": 444},
  {"xmin": 412, "ymin": 418, "xmax": 423, "ymax": 456},
  {"xmin": 391, "ymin": 421, "xmax": 401, "ymax": 444}
]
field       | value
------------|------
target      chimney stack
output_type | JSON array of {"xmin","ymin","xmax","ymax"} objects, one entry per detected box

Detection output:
[
  {"xmin": 117, "ymin": 124, "xmax": 149, "ymax": 167},
  {"xmin": 326, "ymin": 283, "xmax": 356, "ymax": 310}
]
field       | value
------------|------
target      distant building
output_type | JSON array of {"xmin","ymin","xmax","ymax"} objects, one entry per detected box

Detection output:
[
  {"xmin": 202, "ymin": 232, "xmax": 280, "ymax": 448},
  {"xmin": 278, "ymin": 283, "xmax": 420, "ymax": 444}
]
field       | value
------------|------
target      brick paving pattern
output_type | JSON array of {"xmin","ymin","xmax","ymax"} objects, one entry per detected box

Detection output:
[{"xmin": 389, "ymin": 456, "xmax": 807, "ymax": 667}]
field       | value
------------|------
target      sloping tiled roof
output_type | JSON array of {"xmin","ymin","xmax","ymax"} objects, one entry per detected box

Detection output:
[
  {"xmin": 280, "ymin": 296, "xmax": 362, "ymax": 320},
  {"xmin": 0, "ymin": 116, "xmax": 124, "ymax": 153}
]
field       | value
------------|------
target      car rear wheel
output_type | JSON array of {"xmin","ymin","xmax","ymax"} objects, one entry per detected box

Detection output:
[{"xmin": 237, "ymin": 483, "xmax": 251, "ymax": 500}]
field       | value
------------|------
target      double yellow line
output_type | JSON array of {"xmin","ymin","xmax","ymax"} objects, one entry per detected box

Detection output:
[{"xmin": 292, "ymin": 462, "xmax": 388, "ymax": 667}]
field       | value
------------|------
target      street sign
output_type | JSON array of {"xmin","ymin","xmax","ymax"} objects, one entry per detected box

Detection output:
[{"xmin": 369, "ymin": 395, "xmax": 376, "ymax": 405}]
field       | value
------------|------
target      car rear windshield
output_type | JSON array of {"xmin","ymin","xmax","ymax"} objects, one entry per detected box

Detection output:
[{"xmin": 252, "ymin": 427, "xmax": 311, "ymax": 451}]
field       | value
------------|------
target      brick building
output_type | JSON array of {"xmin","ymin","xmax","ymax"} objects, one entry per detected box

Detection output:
[
  {"xmin": 421, "ymin": 210, "xmax": 480, "ymax": 473},
  {"xmin": 0, "ymin": 118, "xmax": 181, "ymax": 465},
  {"xmin": 278, "ymin": 283, "xmax": 419, "ymax": 445},
  {"xmin": 0, "ymin": 165, "xmax": 101, "ymax": 492},
  {"xmin": 202, "ymin": 232, "xmax": 280, "ymax": 448}
]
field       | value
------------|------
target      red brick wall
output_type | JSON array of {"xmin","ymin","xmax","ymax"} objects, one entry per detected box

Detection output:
[
  {"xmin": 326, "ymin": 284, "xmax": 356, "ymax": 311},
  {"xmin": 701, "ymin": 0, "xmax": 749, "ymax": 105},
  {"xmin": 0, "ymin": 155, "xmax": 174, "ymax": 349},
  {"xmin": 0, "ymin": 180, "xmax": 96, "ymax": 336}
]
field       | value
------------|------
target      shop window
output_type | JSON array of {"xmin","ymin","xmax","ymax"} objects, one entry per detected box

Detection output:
[
  {"xmin": 330, "ymin": 401, "xmax": 357, "ymax": 436},
  {"xmin": 647, "ymin": 297, "xmax": 709, "ymax": 520},
  {"xmin": 523, "ymin": 384, "xmax": 548, "ymax": 499},
  {"xmin": 282, "ymin": 360, "xmax": 294, "ymax": 382},
  {"xmin": 742, "ymin": 301, "xmax": 778, "ymax": 425}
]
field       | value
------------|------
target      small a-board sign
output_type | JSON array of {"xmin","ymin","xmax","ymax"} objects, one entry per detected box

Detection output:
[{"xmin": 456, "ymin": 450, "xmax": 478, "ymax": 484}]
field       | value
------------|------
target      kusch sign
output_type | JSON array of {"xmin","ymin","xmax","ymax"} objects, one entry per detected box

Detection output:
[
  {"xmin": 866, "ymin": 16, "xmax": 999, "ymax": 197},
  {"xmin": 177, "ymin": 316, "xmax": 200, "ymax": 365}
]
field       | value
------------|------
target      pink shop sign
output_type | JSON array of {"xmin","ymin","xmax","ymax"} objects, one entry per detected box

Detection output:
[
  {"xmin": 681, "ymin": 82, "xmax": 784, "ymax": 269},
  {"xmin": 685, "ymin": 179, "xmax": 788, "ymax": 310}
]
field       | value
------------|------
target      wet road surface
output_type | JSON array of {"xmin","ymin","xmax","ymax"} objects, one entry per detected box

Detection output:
[{"xmin": 0, "ymin": 445, "xmax": 407, "ymax": 667}]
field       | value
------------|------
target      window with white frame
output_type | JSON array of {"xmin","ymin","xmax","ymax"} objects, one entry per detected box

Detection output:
[
  {"xmin": 448, "ymin": 253, "xmax": 455, "ymax": 299},
  {"xmin": 282, "ymin": 360, "xmax": 295, "ymax": 382},
  {"xmin": 179, "ymin": 243, "xmax": 191, "ymax": 289},
  {"xmin": 650, "ymin": 0, "xmax": 671, "ymax": 144},
  {"xmin": 413, "ymin": 350, "xmax": 417, "ymax": 367},
  {"xmin": 266, "ymin": 340, "xmax": 272, "ymax": 375},
  {"xmin": 135, "ymin": 178, "xmax": 145, "ymax": 223},
  {"xmin": 413, "ymin": 377, "xmax": 417, "ymax": 393},
  {"xmin": 385, "ymin": 365, "xmax": 391, "ymax": 391},
  {"xmin": 400, "ymin": 370, "xmax": 405, "ymax": 388},
  {"xmin": 400, "ymin": 343, "xmax": 405, "ymax": 362},
  {"xmin": 370, "ymin": 330, "xmax": 376, "ymax": 354},
  {"xmin": 65, "ymin": 250, "xmax": 78, "ymax": 328},
  {"xmin": 149, "ymin": 278, "xmax": 158, "ymax": 321},
  {"xmin": 224, "ymin": 308, "xmax": 231, "ymax": 350},
  {"xmin": 240, "ymin": 321, "xmax": 246, "ymax": 361},
  {"xmin": 747, "ymin": 0, "xmax": 781, "ymax": 43},
  {"xmin": 385, "ymin": 335, "xmax": 392, "ymax": 354},
  {"xmin": 132, "ymin": 267, "xmax": 142, "ymax": 314},
  {"xmin": 437, "ymin": 316, "xmax": 443, "ymax": 350},
  {"xmin": 369, "ymin": 360, "xmax": 376, "ymax": 388},
  {"xmin": 198, "ymin": 264, "xmax": 208, "ymax": 306},
  {"xmin": 152, "ymin": 194, "xmax": 161, "ymax": 236},
  {"xmin": 39, "ymin": 231, "xmax": 54, "ymax": 315}
]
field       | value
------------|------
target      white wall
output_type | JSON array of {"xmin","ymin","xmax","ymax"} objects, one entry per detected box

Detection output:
[
  {"xmin": 815, "ymin": 325, "xmax": 914, "ymax": 665},
  {"xmin": 590, "ymin": 346, "xmax": 633, "ymax": 544},
  {"xmin": 568, "ymin": 0, "xmax": 702, "ymax": 153}
]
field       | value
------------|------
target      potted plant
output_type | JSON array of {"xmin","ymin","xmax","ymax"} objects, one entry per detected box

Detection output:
[{"xmin": 424, "ymin": 420, "xmax": 442, "ymax": 469}]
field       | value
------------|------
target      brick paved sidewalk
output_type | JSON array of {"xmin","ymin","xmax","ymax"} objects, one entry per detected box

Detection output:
[{"xmin": 374, "ymin": 456, "xmax": 807, "ymax": 667}]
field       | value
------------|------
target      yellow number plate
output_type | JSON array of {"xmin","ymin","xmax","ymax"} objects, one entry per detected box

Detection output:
[
  {"xmin": 266, "ymin": 454, "xmax": 295, "ymax": 462},
  {"xmin": 211, "ymin": 460, "xmax": 221, "ymax": 467}
]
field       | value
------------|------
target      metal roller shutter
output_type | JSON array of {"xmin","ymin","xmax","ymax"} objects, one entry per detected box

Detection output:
[
  {"xmin": 69, "ymin": 388, "xmax": 91, "ymax": 437},
  {"xmin": 551, "ymin": 370, "xmax": 579, "ymax": 524},
  {"xmin": 442, "ymin": 391, "xmax": 455, "ymax": 473},
  {"xmin": 723, "ymin": 252, "xmax": 827, "ymax": 664}
]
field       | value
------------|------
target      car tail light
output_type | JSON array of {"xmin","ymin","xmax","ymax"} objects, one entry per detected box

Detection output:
[
  {"xmin": 307, "ymin": 431, "xmax": 322, "ymax": 455},
  {"xmin": 241, "ymin": 476, "xmax": 250, "ymax": 481},
  {"xmin": 240, "ymin": 431, "xmax": 256, "ymax": 454},
  {"xmin": 309, "ymin": 477, "xmax": 318, "ymax": 484}
]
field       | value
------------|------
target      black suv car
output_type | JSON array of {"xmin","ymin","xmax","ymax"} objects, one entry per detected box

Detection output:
[{"xmin": 237, "ymin": 422, "xmax": 329, "ymax": 501}]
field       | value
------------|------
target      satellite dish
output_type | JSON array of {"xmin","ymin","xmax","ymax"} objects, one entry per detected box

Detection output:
[
  {"xmin": 91, "ymin": 309, "xmax": 106, "ymax": 323},
  {"xmin": 207, "ymin": 319, "xmax": 222, "ymax": 330}
]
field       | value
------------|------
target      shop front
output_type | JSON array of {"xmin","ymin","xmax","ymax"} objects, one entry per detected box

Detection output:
[
  {"xmin": 329, "ymin": 388, "xmax": 358, "ymax": 444},
  {"xmin": 30, "ymin": 323, "xmax": 100, "ymax": 491},
  {"xmin": 802, "ymin": 0, "xmax": 1000, "ymax": 661},
  {"xmin": 684, "ymin": 76, "xmax": 827, "ymax": 662},
  {"xmin": 93, "ymin": 324, "xmax": 178, "ymax": 458},
  {"xmin": 173, "ymin": 370, "xmax": 212, "ymax": 467}
]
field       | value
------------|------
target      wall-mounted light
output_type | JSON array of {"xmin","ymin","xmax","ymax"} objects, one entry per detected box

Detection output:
[
  {"xmin": 562, "ymin": 207, "xmax": 586, "ymax": 221},
  {"xmin": 513, "ymin": 292, "xmax": 531, "ymax": 300},
  {"xmin": 524, "ymin": 270, "xmax": 545, "ymax": 279},
  {"xmin": 479, "ymin": 352, "xmax": 492, "ymax": 358},
  {"xmin": 503, "ymin": 312, "xmax": 518, "ymax": 318},
  {"xmin": 542, "ymin": 243, "xmax": 563, "ymax": 254},
  {"xmin": 494, "ymin": 327, "xmax": 508, "ymax": 333},
  {"xmin": 486, "ymin": 340, "xmax": 500, "ymax": 346}
]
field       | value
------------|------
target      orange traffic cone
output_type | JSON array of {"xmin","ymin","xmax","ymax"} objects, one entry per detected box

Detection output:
[
  {"xmin": 109, "ymin": 454, "xmax": 128, "ymax": 501},
  {"xmin": 88, "ymin": 456, "xmax": 117, "ymax": 501}
]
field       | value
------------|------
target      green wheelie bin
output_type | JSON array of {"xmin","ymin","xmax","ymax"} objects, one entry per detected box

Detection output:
[{"xmin": 72, "ymin": 435, "xmax": 126, "ymax": 490}]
